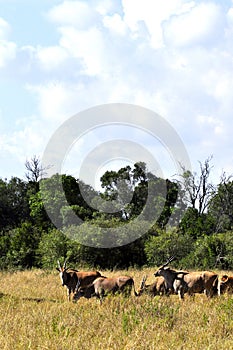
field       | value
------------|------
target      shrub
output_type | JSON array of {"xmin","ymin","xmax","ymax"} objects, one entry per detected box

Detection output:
[{"xmin": 144, "ymin": 228, "xmax": 194, "ymax": 267}]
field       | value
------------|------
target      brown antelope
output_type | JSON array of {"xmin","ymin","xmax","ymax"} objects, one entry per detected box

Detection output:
[
  {"xmin": 174, "ymin": 270, "xmax": 218, "ymax": 298},
  {"xmin": 56, "ymin": 260, "xmax": 101, "ymax": 301},
  {"xmin": 154, "ymin": 256, "xmax": 218, "ymax": 300},
  {"xmin": 73, "ymin": 284, "xmax": 95, "ymax": 300},
  {"xmin": 137, "ymin": 275, "xmax": 168, "ymax": 296},
  {"xmin": 154, "ymin": 256, "xmax": 188, "ymax": 298},
  {"xmin": 218, "ymin": 274, "xmax": 233, "ymax": 295},
  {"xmin": 75, "ymin": 275, "xmax": 138, "ymax": 304}
]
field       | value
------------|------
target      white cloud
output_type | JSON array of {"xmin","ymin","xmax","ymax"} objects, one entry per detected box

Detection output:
[
  {"xmin": 45, "ymin": 1, "xmax": 119, "ymax": 76},
  {"xmin": 227, "ymin": 6, "xmax": 233, "ymax": 25},
  {"xmin": 197, "ymin": 115, "xmax": 224, "ymax": 135},
  {"xmin": 47, "ymin": 0, "xmax": 99, "ymax": 29},
  {"xmin": 0, "ymin": 40, "xmax": 17, "ymax": 67},
  {"xmin": 12, "ymin": 126, "xmax": 43, "ymax": 157},
  {"xmin": 28, "ymin": 82, "xmax": 74, "ymax": 123},
  {"xmin": 58, "ymin": 26, "xmax": 107, "ymax": 76},
  {"xmin": 201, "ymin": 58, "xmax": 233, "ymax": 114},
  {"xmin": 26, "ymin": 1, "xmax": 233, "ymax": 130},
  {"xmin": 0, "ymin": 18, "xmax": 16, "ymax": 67},
  {"xmin": 163, "ymin": 2, "xmax": 223, "ymax": 47},
  {"xmin": 95, "ymin": 0, "xmax": 119, "ymax": 16},
  {"xmin": 103, "ymin": 13, "xmax": 127, "ymax": 35},
  {"xmin": 36, "ymin": 45, "xmax": 68, "ymax": 70},
  {"xmin": 25, "ymin": 0, "xmax": 232, "ymax": 150},
  {"xmin": 122, "ymin": 0, "xmax": 195, "ymax": 48},
  {"xmin": 0, "ymin": 17, "xmax": 11, "ymax": 39},
  {"xmin": 0, "ymin": 117, "xmax": 46, "ymax": 180}
]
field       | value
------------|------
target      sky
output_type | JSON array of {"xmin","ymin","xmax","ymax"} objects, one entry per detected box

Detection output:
[{"xmin": 1, "ymin": 0, "xmax": 233, "ymax": 189}]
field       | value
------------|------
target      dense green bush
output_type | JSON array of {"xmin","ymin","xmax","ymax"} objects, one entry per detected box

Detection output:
[
  {"xmin": 4, "ymin": 222, "xmax": 41, "ymax": 268},
  {"xmin": 171, "ymin": 231, "xmax": 233, "ymax": 270},
  {"xmin": 144, "ymin": 228, "xmax": 194, "ymax": 267},
  {"xmin": 37, "ymin": 229, "xmax": 69, "ymax": 268}
]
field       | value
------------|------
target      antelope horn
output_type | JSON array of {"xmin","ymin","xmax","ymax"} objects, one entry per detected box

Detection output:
[
  {"xmin": 139, "ymin": 275, "xmax": 147, "ymax": 289},
  {"xmin": 162, "ymin": 255, "xmax": 175, "ymax": 268},
  {"xmin": 168, "ymin": 255, "xmax": 175, "ymax": 263},
  {"xmin": 57, "ymin": 260, "xmax": 62, "ymax": 269},
  {"xmin": 63, "ymin": 259, "xmax": 67, "ymax": 269},
  {"xmin": 75, "ymin": 278, "xmax": 81, "ymax": 293}
]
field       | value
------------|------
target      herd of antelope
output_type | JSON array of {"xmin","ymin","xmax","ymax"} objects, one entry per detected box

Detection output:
[{"xmin": 56, "ymin": 258, "xmax": 233, "ymax": 303}]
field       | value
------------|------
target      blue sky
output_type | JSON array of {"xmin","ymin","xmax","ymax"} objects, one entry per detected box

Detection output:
[{"xmin": 1, "ymin": 0, "xmax": 233, "ymax": 188}]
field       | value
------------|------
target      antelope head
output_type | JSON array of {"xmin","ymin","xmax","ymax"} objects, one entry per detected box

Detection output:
[
  {"xmin": 154, "ymin": 256, "xmax": 175, "ymax": 277},
  {"xmin": 56, "ymin": 260, "xmax": 68, "ymax": 286}
]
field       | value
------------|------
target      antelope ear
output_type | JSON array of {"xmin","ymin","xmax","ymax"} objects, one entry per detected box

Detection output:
[
  {"xmin": 56, "ymin": 268, "xmax": 60, "ymax": 272},
  {"xmin": 221, "ymin": 275, "xmax": 228, "ymax": 283}
]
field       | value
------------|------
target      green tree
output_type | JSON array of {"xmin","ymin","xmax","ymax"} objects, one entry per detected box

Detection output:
[
  {"xmin": 208, "ymin": 175, "xmax": 233, "ymax": 232},
  {"xmin": 0, "ymin": 178, "xmax": 10, "ymax": 230},
  {"xmin": 64, "ymin": 218, "xmax": 149, "ymax": 269},
  {"xmin": 178, "ymin": 207, "xmax": 215, "ymax": 238},
  {"xmin": 100, "ymin": 162, "xmax": 179, "ymax": 227},
  {"xmin": 100, "ymin": 165, "xmax": 133, "ymax": 219},
  {"xmin": 0, "ymin": 230, "xmax": 11, "ymax": 268},
  {"xmin": 0, "ymin": 177, "xmax": 30, "ymax": 230},
  {"xmin": 28, "ymin": 191, "xmax": 52, "ymax": 229},
  {"xmin": 183, "ymin": 234, "xmax": 225, "ymax": 269},
  {"xmin": 144, "ymin": 228, "xmax": 194, "ymax": 267},
  {"xmin": 39, "ymin": 174, "xmax": 98, "ymax": 228},
  {"xmin": 185, "ymin": 231, "xmax": 233, "ymax": 269},
  {"xmin": 37, "ymin": 229, "xmax": 69, "ymax": 268},
  {"xmin": 6, "ymin": 222, "xmax": 41, "ymax": 268},
  {"xmin": 222, "ymin": 231, "xmax": 233, "ymax": 268}
]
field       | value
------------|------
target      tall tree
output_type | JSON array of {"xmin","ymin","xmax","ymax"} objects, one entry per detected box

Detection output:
[
  {"xmin": 25, "ymin": 155, "xmax": 46, "ymax": 182},
  {"xmin": 100, "ymin": 165, "xmax": 133, "ymax": 219},
  {"xmin": 0, "ymin": 177, "xmax": 30, "ymax": 230},
  {"xmin": 179, "ymin": 156, "xmax": 215, "ymax": 214},
  {"xmin": 208, "ymin": 173, "xmax": 233, "ymax": 232},
  {"xmin": 100, "ymin": 162, "xmax": 178, "ymax": 227},
  {"xmin": 0, "ymin": 178, "xmax": 10, "ymax": 230}
]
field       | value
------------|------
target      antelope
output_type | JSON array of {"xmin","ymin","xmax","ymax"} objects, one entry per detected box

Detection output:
[
  {"xmin": 75, "ymin": 275, "xmax": 138, "ymax": 304},
  {"xmin": 154, "ymin": 256, "xmax": 188, "ymax": 298},
  {"xmin": 154, "ymin": 256, "xmax": 218, "ymax": 300},
  {"xmin": 56, "ymin": 260, "xmax": 101, "ymax": 301},
  {"xmin": 174, "ymin": 270, "xmax": 218, "ymax": 298},
  {"xmin": 218, "ymin": 274, "xmax": 233, "ymax": 295},
  {"xmin": 137, "ymin": 275, "xmax": 168, "ymax": 296}
]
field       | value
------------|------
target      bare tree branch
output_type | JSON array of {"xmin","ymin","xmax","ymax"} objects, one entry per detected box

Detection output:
[
  {"xmin": 179, "ymin": 156, "xmax": 215, "ymax": 214},
  {"xmin": 25, "ymin": 155, "xmax": 48, "ymax": 182}
]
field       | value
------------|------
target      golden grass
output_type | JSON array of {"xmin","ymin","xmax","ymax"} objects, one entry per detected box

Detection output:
[{"xmin": 0, "ymin": 268, "xmax": 233, "ymax": 350}]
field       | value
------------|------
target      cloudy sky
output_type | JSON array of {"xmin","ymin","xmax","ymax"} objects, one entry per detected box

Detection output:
[{"xmin": 1, "ymin": 0, "xmax": 233, "ymax": 188}]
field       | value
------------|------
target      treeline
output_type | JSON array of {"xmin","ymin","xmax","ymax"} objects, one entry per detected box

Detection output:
[{"xmin": 1, "ymin": 158, "xmax": 233, "ymax": 270}]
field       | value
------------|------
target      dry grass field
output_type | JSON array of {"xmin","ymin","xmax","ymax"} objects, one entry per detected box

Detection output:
[{"xmin": 0, "ymin": 268, "xmax": 233, "ymax": 350}]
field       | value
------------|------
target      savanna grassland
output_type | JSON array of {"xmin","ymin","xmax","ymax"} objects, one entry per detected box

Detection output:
[{"xmin": 0, "ymin": 268, "xmax": 233, "ymax": 350}]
